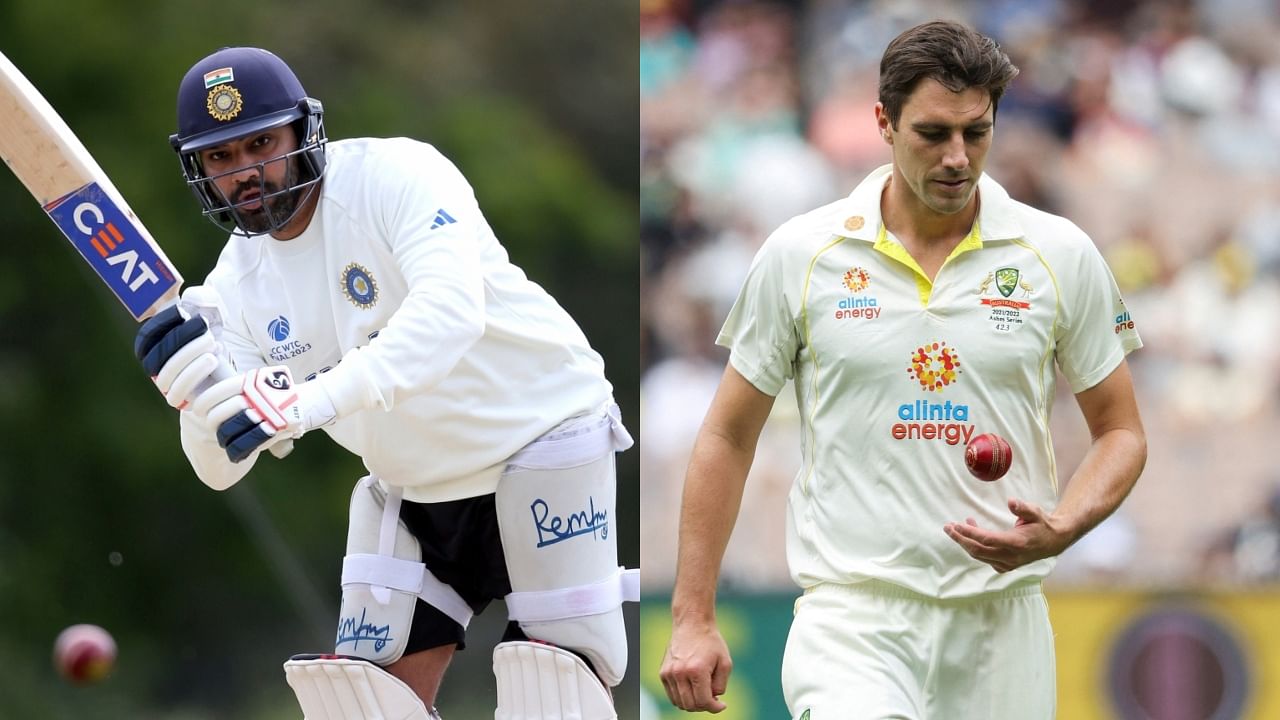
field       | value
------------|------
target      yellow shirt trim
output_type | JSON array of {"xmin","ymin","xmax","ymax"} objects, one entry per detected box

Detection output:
[
  {"xmin": 1011, "ymin": 238, "xmax": 1063, "ymax": 495},
  {"xmin": 798, "ymin": 234, "xmax": 849, "ymax": 495},
  {"xmin": 873, "ymin": 221, "xmax": 984, "ymax": 306}
]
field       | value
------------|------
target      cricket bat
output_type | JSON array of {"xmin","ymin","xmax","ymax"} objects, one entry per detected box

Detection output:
[
  {"xmin": 0, "ymin": 50, "xmax": 182, "ymax": 321},
  {"xmin": 0, "ymin": 50, "xmax": 293, "ymax": 457}
]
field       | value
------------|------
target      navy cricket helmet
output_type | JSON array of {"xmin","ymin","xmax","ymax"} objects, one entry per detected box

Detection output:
[{"xmin": 170, "ymin": 47, "xmax": 327, "ymax": 237}]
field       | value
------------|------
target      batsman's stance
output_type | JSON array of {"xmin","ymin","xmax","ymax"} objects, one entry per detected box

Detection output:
[{"xmin": 133, "ymin": 47, "xmax": 636, "ymax": 719}]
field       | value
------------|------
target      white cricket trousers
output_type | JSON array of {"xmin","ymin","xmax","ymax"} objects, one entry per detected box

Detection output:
[{"xmin": 780, "ymin": 580, "xmax": 1056, "ymax": 719}]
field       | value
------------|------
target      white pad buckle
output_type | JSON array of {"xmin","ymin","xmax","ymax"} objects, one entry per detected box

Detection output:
[
  {"xmin": 342, "ymin": 553, "xmax": 474, "ymax": 630},
  {"xmin": 493, "ymin": 641, "xmax": 616, "ymax": 720},
  {"xmin": 284, "ymin": 654, "xmax": 439, "ymax": 720},
  {"xmin": 505, "ymin": 567, "xmax": 640, "ymax": 623}
]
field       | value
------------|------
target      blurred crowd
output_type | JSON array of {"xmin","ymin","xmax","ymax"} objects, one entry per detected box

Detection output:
[{"xmin": 640, "ymin": 0, "xmax": 1280, "ymax": 590}]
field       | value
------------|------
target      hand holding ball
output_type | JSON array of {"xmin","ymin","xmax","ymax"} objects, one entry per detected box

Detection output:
[
  {"xmin": 965, "ymin": 433, "xmax": 1012, "ymax": 481},
  {"xmin": 53, "ymin": 624, "xmax": 116, "ymax": 685}
]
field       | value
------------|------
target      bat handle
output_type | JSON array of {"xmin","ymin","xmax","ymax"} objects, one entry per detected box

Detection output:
[
  {"xmin": 268, "ymin": 439, "xmax": 296, "ymax": 459},
  {"xmin": 191, "ymin": 363, "xmax": 295, "ymax": 459}
]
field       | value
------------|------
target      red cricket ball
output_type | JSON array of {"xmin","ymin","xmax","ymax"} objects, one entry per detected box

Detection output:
[
  {"xmin": 53, "ymin": 624, "xmax": 116, "ymax": 685},
  {"xmin": 965, "ymin": 433, "xmax": 1012, "ymax": 482}
]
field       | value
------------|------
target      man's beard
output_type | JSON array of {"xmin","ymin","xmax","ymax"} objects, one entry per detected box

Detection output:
[{"xmin": 230, "ymin": 160, "xmax": 302, "ymax": 234}]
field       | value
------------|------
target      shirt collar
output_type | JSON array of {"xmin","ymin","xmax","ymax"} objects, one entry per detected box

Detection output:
[{"xmin": 825, "ymin": 164, "xmax": 1025, "ymax": 243}]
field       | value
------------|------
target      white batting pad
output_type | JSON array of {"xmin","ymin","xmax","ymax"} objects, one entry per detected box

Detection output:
[
  {"xmin": 284, "ymin": 654, "xmax": 434, "ymax": 720},
  {"xmin": 493, "ymin": 641, "xmax": 616, "ymax": 720},
  {"xmin": 497, "ymin": 442, "xmax": 632, "ymax": 686},
  {"xmin": 338, "ymin": 477, "xmax": 472, "ymax": 665}
]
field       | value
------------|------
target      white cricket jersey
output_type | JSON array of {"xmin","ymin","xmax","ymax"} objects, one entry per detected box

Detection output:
[
  {"xmin": 719, "ymin": 165, "xmax": 1142, "ymax": 598},
  {"xmin": 180, "ymin": 137, "xmax": 613, "ymax": 502}
]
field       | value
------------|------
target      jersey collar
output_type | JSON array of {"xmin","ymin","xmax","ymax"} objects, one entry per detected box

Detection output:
[{"xmin": 825, "ymin": 164, "xmax": 1025, "ymax": 244}]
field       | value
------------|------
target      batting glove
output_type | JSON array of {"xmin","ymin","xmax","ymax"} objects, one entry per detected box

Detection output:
[
  {"xmin": 134, "ymin": 305, "xmax": 224, "ymax": 409},
  {"xmin": 191, "ymin": 366, "xmax": 336, "ymax": 463}
]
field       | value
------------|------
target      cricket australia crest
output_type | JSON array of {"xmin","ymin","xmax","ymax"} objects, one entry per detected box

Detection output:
[
  {"xmin": 978, "ymin": 266, "xmax": 1031, "ymax": 332},
  {"xmin": 995, "ymin": 267, "xmax": 1020, "ymax": 297}
]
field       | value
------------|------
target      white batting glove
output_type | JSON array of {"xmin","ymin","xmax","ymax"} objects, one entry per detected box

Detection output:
[
  {"xmin": 134, "ymin": 304, "xmax": 224, "ymax": 409},
  {"xmin": 191, "ymin": 366, "xmax": 336, "ymax": 463}
]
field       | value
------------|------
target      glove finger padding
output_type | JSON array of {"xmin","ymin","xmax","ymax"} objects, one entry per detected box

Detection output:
[
  {"xmin": 216, "ymin": 408, "xmax": 266, "ymax": 448},
  {"xmin": 151, "ymin": 329, "xmax": 215, "ymax": 387},
  {"xmin": 134, "ymin": 305, "xmax": 185, "ymax": 362},
  {"xmin": 140, "ymin": 315, "xmax": 209, "ymax": 377},
  {"xmin": 190, "ymin": 375, "xmax": 248, "ymax": 421},
  {"xmin": 165, "ymin": 352, "xmax": 221, "ymax": 409},
  {"xmin": 181, "ymin": 377, "xmax": 250, "ymax": 450},
  {"xmin": 217, "ymin": 408, "xmax": 278, "ymax": 463}
]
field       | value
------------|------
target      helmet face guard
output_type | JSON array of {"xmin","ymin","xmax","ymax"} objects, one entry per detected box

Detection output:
[
  {"xmin": 170, "ymin": 47, "xmax": 328, "ymax": 237},
  {"xmin": 174, "ymin": 99, "xmax": 327, "ymax": 237}
]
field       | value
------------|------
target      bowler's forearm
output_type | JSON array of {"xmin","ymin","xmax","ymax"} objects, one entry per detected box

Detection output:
[
  {"xmin": 669, "ymin": 425, "xmax": 758, "ymax": 623},
  {"xmin": 1051, "ymin": 426, "xmax": 1147, "ymax": 547}
]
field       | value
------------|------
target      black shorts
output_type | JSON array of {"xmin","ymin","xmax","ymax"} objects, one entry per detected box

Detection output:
[{"xmin": 398, "ymin": 493, "xmax": 524, "ymax": 653}]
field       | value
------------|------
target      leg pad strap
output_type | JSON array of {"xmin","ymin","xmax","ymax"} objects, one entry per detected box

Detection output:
[{"xmin": 505, "ymin": 567, "xmax": 639, "ymax": 623}]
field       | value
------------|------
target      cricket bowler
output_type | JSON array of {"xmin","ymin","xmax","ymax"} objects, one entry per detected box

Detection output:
[{"xmin": 660, "ymin": 20, "xmax": 1146, "ymax": 719}]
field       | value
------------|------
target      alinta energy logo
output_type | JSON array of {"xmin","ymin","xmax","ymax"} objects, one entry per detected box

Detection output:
[
  {"xmin": 907, "ymin": 341, "xmax": 962, "ymax": 392},
  {"xmin": 833, "ymin": 266, "xmax": 880, "ymax": 321},
  {"xmin": 1115, "ymin": 299, "xmax": 1137, "ymax": 334},
  {"xmin": 893, "ymin": 340, "xmax": 975, "ymax": 445}
]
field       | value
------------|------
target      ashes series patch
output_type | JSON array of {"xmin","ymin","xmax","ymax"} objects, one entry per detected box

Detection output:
[
  {"xmin": 977, "ymin": 266, "xmax": 1031, "ymax": 332},
  {"xmin": 341, "ymin": 262, "xmax": 379, "ymax": 308}
]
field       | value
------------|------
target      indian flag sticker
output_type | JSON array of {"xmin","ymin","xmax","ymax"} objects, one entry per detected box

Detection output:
[{"xmin": 203, "ymin": 67, "xmax": 234, "ymax": 89}]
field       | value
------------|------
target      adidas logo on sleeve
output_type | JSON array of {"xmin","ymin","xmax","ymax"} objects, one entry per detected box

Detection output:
[{"xmin": 429, "ymin": 208, "xmax": 456, "ymax": 229}]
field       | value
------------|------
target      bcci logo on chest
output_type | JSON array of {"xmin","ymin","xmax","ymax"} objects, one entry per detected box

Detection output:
[{"xmin": 341, "ymin": 262, "xmax": 379, "ymax": 309}]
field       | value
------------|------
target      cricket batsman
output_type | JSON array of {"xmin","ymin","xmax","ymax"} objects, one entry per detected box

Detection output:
[{"xmin": 132, "ymin": 46, "xmax": 636, "ymax": 719}]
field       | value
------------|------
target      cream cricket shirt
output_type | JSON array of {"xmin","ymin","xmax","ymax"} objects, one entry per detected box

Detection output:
[
  {"xmin": 180, "ymin": 138, "xmax": 613, "ymax": 501},
  {"xmin": 719, "ymin": 165, "xmax": 1142, "ymax": 598}
]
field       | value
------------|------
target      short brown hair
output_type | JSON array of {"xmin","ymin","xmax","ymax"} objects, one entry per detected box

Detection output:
[{"xmin": 878, "ymin": 21, "xmax": 1019, "ymax": 129}]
